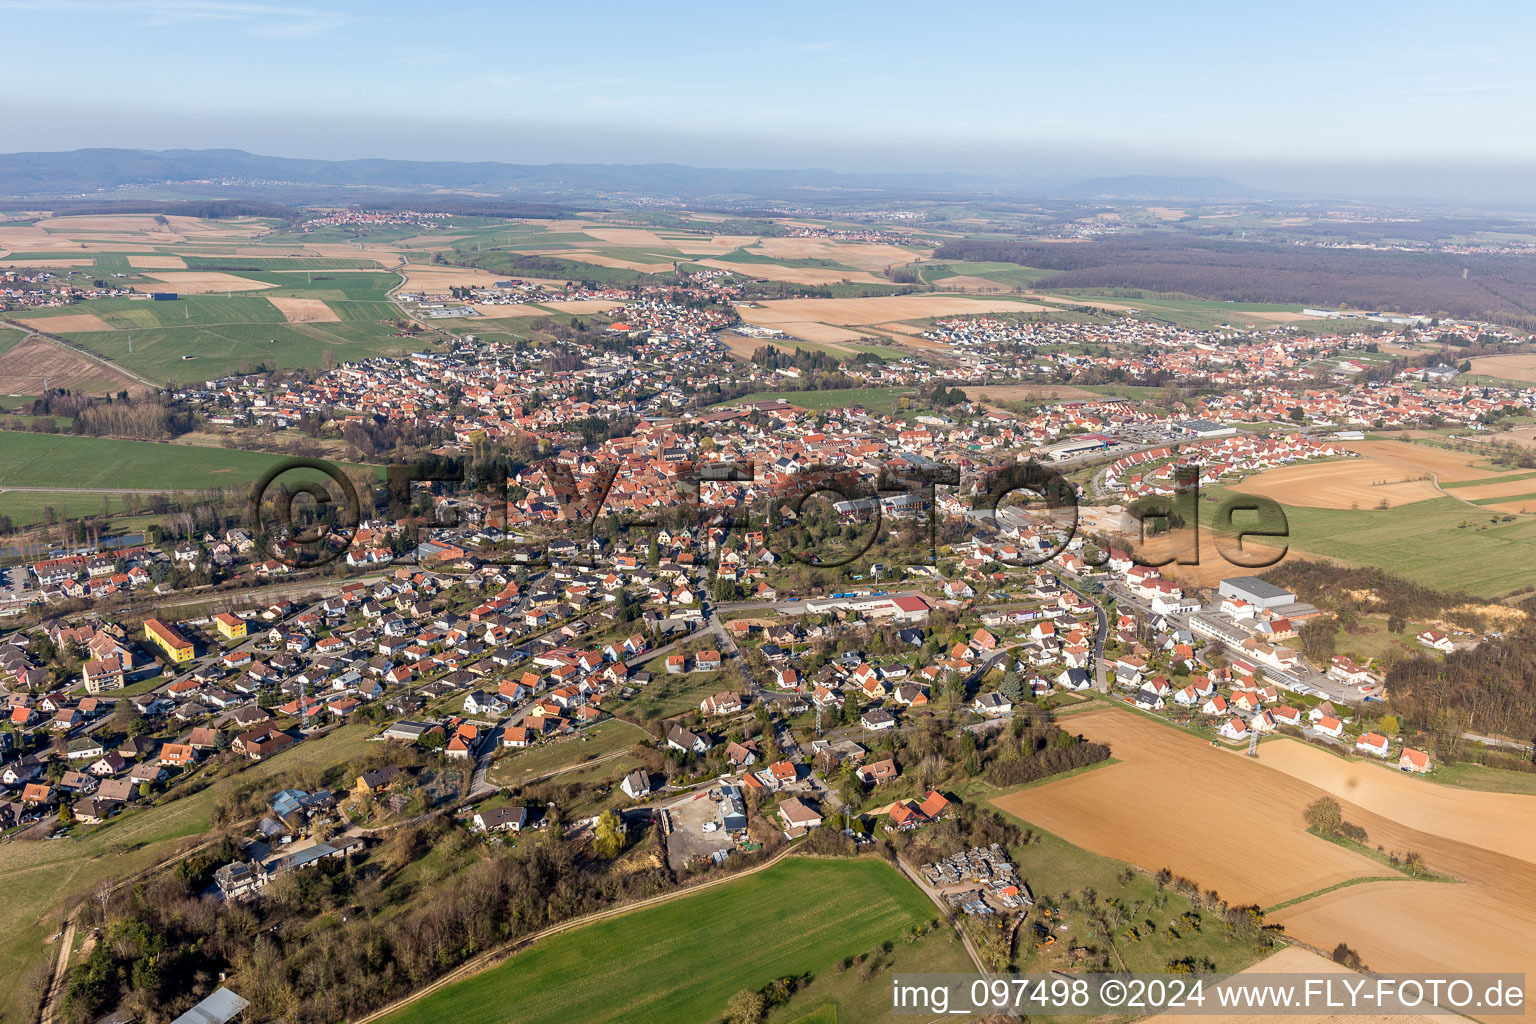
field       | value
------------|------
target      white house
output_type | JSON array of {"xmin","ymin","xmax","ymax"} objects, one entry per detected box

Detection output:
[{"xmin": 1355, "ymin": 732, "xmax": 1390, "ymax": 757}]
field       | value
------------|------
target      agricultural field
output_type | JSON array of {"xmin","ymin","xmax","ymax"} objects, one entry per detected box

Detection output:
[
  {"xmin": 1202, "ymin": 487, "xmax": 1536, "ymax": 596},
  {"xmin": 737, "ymin": 294, "xmax": 1049, "ymax": 330},
  {"xmin": 1469, "ymin": 352, "xmax": 1536, "ymax": 384},
  {"xmin": 1027, "ymin": 291, "xmax": 1325, "ymax": 330},
  {"xmin": 1149, "ymin": 945, "xmax": 1442, "ymax": 1024},
  {"xmin": 992, "ymin": 708, "xmax": 1387, "ymax": 909},
  {"xmin": 1229, "ymin": 456, "xmax": 1444, "ymax": 510},
  {"xmin": 0, "ymin": 432, "xmax": 375, "ymax": 523},
  {"xmin": 376, "ymin": 857, "xmax": 954, "ymax": 1024},
  {"xmin": 0, "ymin": 489, "xmax": 136, "ymax": 526},
  {"xmin": 721, "ymin": 331, "xmax": 910, "ymax": 362},
  {"xmin": 0, "ymin": 335, "xmax": 146, "ymax": 395},
  {"xmin": 920, "ymin": 260, "xmax": 1056, "ymax": 290},
  {"xmin": 0, "ymin": 216, "xmax": 424, "ymax": 381},
  {"xmin": 992, "ymin": 708, "xmax": 1536, "ymax": 987}
]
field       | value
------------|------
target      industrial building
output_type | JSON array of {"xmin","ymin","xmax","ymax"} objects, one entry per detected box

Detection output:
[{"xmin": 1217, "ymin": 577, "xmax": 1297, "ymax": 610}]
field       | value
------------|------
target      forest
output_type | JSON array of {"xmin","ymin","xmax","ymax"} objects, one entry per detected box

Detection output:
[
  {"xmin": 1263, "ymin": 561, "xmax": 1536, "ymax": 752},
  {"xmin": 930, "ymin": 234, "xmax": 1536, "ymax": 324}
]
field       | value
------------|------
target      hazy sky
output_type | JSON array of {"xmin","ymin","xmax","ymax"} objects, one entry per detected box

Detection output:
[{"xmin": 5, "ymin": 0, "xmax": 1535, "ymax": 199}]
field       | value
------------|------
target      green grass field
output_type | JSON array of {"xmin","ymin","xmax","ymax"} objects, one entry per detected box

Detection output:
[
  {"xmin": 1204, "ymin": 487, "xmax": 1536, "ymax": 596},
  {"xmin": 0, "ymin": 489, "xmax": 131, "ymax": 525},
  {"xmin": 487, "ymin": 720, "xmax": 648, "ymax": 788},
  {"xmin": 921, "ymin": 261, "xmax": 1055, "ymax": 289},
  {"xmin": 627, "ymin": 667, "xmax": 737, "ymax": 719},
  {"xmin": 377, "ymin": 857, "xmax": 946, "ymax": 1024},
  {"xmin": 181, "ymin": 256, "xmax": 385, "ymax": 271},
  {"xmin": 0, "ymin": 724, "xmax": 375, "ymax": 1024},
  {"xmin": 64, "ymin": 319, "xmax": 418, "ymax": 382},
  {"xmin": 709, "ymin": 387, "xmax": 916, "ymax": 413},
  {"xmin": 11, "ymin": 276, "xmax": 413, "ymax": 380},
  {"xmin": 1034, "ymin": 291, "xmax": 1317, "ymax": 330},
  {"xmin": 0, "ymin": 431, "xmax": 370, "ymax": 492}
]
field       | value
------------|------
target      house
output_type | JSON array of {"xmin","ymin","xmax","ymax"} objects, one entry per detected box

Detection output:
[
  {"xmin": 127, "ymin": 762, "xmax": 167, "ymax": 786},
  {"xmin": 1399, "ymin": 748, "xmax": 1432, "ymax": 773},
  {"xmin": 888, "ymin": 789, "xmax": 950, "ymax": 830},
  {"xmin": 356, "ymin": 765, "xmax": 402, "ymax": 795},
  {"xmin": 474, "ymin": 805, "xmax": 527, "ymax": 833},
  {"xmin": 72, "ymin": 797, "xmax": 118, "ymax": 824},
  {"xmin": 856, "ymin": 758, "xmax": 899, "ymax": 785},
  {"xmin": 695, "ymin": 650, "xmax": 722, "ymax": 672},
  {"xmin": 81, "ymin": 658, "xmax": 125, "ymax": 694},
  {"xmin": 1218, "ymin": 718, "xmax": 1249, "ymax": 741},
  {"xmin": 620, "ymin": 769, "xmax": 651, "ymax": 799},
  {"xmin": 1271, "ymin": 705, "xmax": 1303, "ymax": 728},
  {"xmin": 778, "ymin": 796, "xmax": 823, "ymax": 832},
  {"xmin": 87, "ymin": 752, "xmax": 128, "ymax": 776},
  {"xmin": 1313, "ymin": 715, "xmax": 1345, "ymax": 739},
  {"xmin": 158, "ymin": 742, "xmax": 196, "ymax": 768},
  {"xmin": 860, "ymin": 709, "xmax": 896, "ymax": 731},
  {"xmin": 666, "ymin": 725, "xmax": 710, "ymax": 754},
  {"xmin": 463, "ymin": 691, "xmax": 505, "ymax": 716},
  {"xmin": 699, "ymin": 692, "xmax": 744, "ymax": 716},
  {"xmin": 232, "ymin": 729, "xmax": 295, "ymax": 761},
  {"xmin": 214, "ymin": 613, "xmax": 247, "ymax": 640},
  {"xmin": 21, "ymin": 782, "xmax": 55, "ymax": 806},
  {"xmin": 972, "ymin": 692, "xmax": 1012, "ymax": 716},
  {"xmin": 1415, "ymin": 629, "xmax": 1454, "ymax": 653},
  {"xmin": 66, "ymin": 738, "xmax": 106, "ymax": 761},
  {"xmin": 724, "ymin": 740, "xmax": 760, "ymax": 767},
  {"xmin": 1355, "ymin": 732, "xmax": 1391, "ymax": 757},
  {"xmin": 1132, "ymin": 688, "xmax": 1164, "ymax": 711}
]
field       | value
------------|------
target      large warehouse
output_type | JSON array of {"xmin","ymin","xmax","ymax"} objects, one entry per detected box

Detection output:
[{"xmin": 1217, "ymin": 576, "xmax": 1297, "ymax": 610}]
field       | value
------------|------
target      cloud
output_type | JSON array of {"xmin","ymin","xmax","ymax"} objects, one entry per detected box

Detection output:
[{"xmin": 0, "ymin": 0, "xmax": 348, "ymax": 38}]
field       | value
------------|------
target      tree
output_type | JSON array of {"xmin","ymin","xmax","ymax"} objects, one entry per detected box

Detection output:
[
  {"xmin": 727, "ymin": 989, "xmax": 766, "ymax": 1024},
  {"xmin": 592, "ymin": 810, "xmax": 626, "ymax": 859},
  {"xmin": 1332, "ymin": 943, "xmax": 1367, "ymax": 971},
  {"xmin": 1304, "ymin": 796, "xmax": 1342, "ymax": 836},
  {"xmin": 1377, "ymin": 713, "xmax": 1400, "ymax": 735},
  {"xmin": 1298, "ymin": 619, "xmax": 1338, "ymax": 662}
]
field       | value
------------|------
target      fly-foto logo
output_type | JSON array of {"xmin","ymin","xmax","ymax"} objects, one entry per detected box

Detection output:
[{"xmin": 247, "ymin": 454, "xmax": 1290, "ymax": 571}]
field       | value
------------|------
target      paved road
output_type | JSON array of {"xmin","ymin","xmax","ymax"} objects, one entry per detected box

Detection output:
[
  {"xmin": 1462, "ymin": 731, "xmax": 1534, "ymax": 753},
  {"xmin": 1055, "ymin": 571, "xmax": 1110, "ymax": 691}
]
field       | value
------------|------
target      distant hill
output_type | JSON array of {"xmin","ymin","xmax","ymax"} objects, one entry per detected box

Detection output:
[
  {"xmin": 1060, "ymin": 174, "xmax": 1263, "ymax": 200},
  {"xmin": 0, "ymin": 147, "xmax": 1271, "ymax": 203}
]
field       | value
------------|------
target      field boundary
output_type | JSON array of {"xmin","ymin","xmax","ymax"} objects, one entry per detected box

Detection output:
[{"xmin": 1261, "ymin": 875, "xmax": 1409, "ymax": 914}]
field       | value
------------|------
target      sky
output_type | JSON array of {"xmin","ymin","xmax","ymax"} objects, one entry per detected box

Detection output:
[{"xmin": 4, "ymin": 0, "xmax": 1536, "ymax": 200}]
